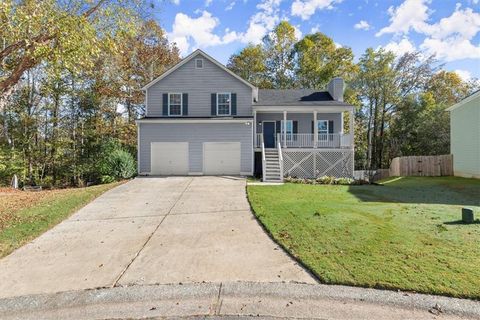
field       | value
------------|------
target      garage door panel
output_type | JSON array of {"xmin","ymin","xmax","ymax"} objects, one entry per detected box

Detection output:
[
  {"xmin": 204, "ymin": 142, "xmax": 241, "ymax": 175},
  {"xmin": 151, "ymin": 142, "xmax": 189, "ymax": 175}
]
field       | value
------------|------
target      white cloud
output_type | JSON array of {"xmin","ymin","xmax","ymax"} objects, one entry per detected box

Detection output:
[
  {"xmin": 354, "ymin": 20, "xmax": 371, "ymax": 30},
  {"xmin": 377, "ymin": 0, "xmax": 480, "ymax": 61},
  {"xmin": 225, "ymin": 1, "xmax": 236, "ymax": 11},
  {"xmin": 310, "ymin": 24, "xmax": 320, "ymax": 33},
  {"xmin": 423, "ymin": 7, "xmax": 480, "ymax": 40},
  {"xmin": 421, "ymin": 37, "xmax": 480, "ymax": 61},
  {"xmin": 205, "ymin": 0, "xmax": 212, "ymax": 6},
  {"xmin": 454, "ymin": 69, "xmax": 472, "ymax": 81},
  {"xmin": 168, "ymin": 11, "xmax": 239, "ymax": 54},
  {"xmin": 376, "ymin": 0, "xmax": 431, "ymax": 36},
  {"xmin": 171, "ymin": 0, "xmax": 180, "ymax": 4},
  {"xmin": 383, "ymin": 37, "xmax": 416, "ymax": 56},
  {"xmin": 240, "ymin": 0, "xmax": 282, "ymax": 44},
  {"xmin": 293, "ymin": 25, "xmax": 303, "ymax": 40},
  {"xmin": 291, "ymin": 0, "xmax": 342, "ymax": 20}
]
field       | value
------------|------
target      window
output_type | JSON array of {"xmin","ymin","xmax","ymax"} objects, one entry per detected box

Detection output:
[
  {"xmin": 317, "ymin": 120, "xmax": 328, "ymax": 140},
  {"xmin": 195, "ymin": 58, "xmax": 204, "ymax": 69},
  {"xmin": 168, "ymin": 93, "xmax": 182, "ymax": 116},
  {"xmin": 281, "ymin": 120, "xmax": 293, "ymax": 140},
  {"xmin": 217, "ymin": 93, "xmax": 231, "ymax": 115}
]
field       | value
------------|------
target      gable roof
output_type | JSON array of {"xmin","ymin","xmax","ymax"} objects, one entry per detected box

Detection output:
[
  {"xmin": 141, "ymin": 49, "xmax": 257, "ymax": 91},
  {"xmin": 255, "ymin": 89, "xmax": 352, "ymax": 107},
  {"xmin": 446, "ymin": 89, "xmax": 480, "ymax": 112}
]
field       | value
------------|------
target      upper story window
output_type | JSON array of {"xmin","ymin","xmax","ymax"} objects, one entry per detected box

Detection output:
[
  {"xmin": 168, "ymin": 93, "xmax": 182, "ymax": 116},
  {"xmin": 217, "ymin": 93, "xmax": 231, "ymax": 116},
  {"xmin": 195, "ymin": 58, "xmax": 204, "ymax": 69}
]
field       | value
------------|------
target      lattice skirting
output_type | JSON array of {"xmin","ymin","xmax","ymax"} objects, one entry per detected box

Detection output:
[{"xmin": 283, "ymin": 149, "xmax": 354, "ymax": 178}]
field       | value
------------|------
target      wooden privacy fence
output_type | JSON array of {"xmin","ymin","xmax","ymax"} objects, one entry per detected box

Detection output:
[{"xmin": 389, "ymin": 154, "xmax": 453, "ymax": 177}]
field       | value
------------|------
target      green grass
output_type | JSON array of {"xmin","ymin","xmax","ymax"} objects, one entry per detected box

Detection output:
[
  {"xmin": 247, "ymin": 176, "xmax": 480, "ymax": 299},
  {"xmin": 0, "ymin": 182, "xmax": 122, "ymax": 258}
]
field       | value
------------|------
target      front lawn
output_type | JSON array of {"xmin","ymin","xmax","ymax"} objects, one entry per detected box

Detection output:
[
  {"xmin": 0, "ymin": 182, "xmax": 122, "ymax": 258},
  {"xmin": 247, "ymin": 176, "xmax": 480, "ymax": 299}
]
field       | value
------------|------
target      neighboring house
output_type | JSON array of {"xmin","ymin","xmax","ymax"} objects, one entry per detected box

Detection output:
[
  {"xmin": 137, "ymin": 49, "xmax": 355, "ymax": 182},
  {"xmin": 446, "ymin": 90, "xmax": 480, "ymax": 179}
]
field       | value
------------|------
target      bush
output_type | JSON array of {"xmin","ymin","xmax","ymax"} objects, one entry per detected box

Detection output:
[
  {"xmin": 94, "ymin": 139, "xmax": 136, "ymax": 183},
  {"xmin": 103, "ymin": 149, "xmax": 136, "ymax": 180},
  {"xmin": 284, "ymin": 176, "xmax": 365, "ymax": 185}
]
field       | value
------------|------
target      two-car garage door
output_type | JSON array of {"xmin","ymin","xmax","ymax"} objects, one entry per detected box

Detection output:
[{"xmin": 150, "ymin": 142, "xmax": 241, "ymax": 175}]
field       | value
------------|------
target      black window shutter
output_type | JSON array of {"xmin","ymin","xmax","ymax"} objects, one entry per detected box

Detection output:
[
  {"xmin": 182, "ymin": 93, "xmax": 188, "ymax": 116},
  {"xmin": 328, "ymin": 120, "xmax": 334, "ymax": 133},
  {"xmin": 311, "ymin": 121, "xmax": 314, "ymax": 134},
  {"xmin": 162, "ymin": 93, "xmax": 168, "ymax": 116},
  {"xmin": 231, "ymin": 93, "xmax": 237, "ymax": 115},
  {"xmin": 293, "ymin": 121, "xmax": 298, "ymax": 134},
  {"xmin": 276, "ymin": 121, "xmax": 281, "ymax": 134},
  {"xmin": 211, "ymin": 93, "xmax": 216, "ymax": 116}
]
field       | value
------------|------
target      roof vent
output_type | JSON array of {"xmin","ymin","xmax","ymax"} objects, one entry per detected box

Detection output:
[{"xmin": 328, "ymin": 77, "xmax": 344, "ymax": 102}]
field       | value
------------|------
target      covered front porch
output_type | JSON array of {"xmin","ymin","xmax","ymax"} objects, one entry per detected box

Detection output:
[{"xmin": 253, "ymin": 106, "xmax": 355, "ymax": 150}]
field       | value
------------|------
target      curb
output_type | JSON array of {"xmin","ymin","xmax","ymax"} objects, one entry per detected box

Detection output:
[{"xmin": 0, "ymin": 282, "xmax": 479, "ymax": 319}]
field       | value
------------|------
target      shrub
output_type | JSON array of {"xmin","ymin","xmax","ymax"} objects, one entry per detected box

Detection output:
[
  {"xmin": 284, "ymin": 176, "xmax": 365, "ymax": 185},
  {"xmin": 103, "ymin": 149, "xmax": 136, "ymax": 180},
  {"xmin": 94, "ymin": 138, "xmax": 136, "ymax": 183}
]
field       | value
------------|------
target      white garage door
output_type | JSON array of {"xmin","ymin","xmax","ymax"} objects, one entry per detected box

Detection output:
[
  {"xmin": 151, "ymin": 142, "xmax": 189, "ymax": 175},
  {"xmin": 203, "ymin": 142, "xmax": 241, "ymax": 175}
]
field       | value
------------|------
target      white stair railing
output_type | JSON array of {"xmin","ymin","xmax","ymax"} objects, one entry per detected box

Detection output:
[
  {"xmin": 261, "ymin": 135, "xmax": 267, "ymax": 182},
  {"xmin": 277, "ymin": 139, "xmax": 284, "ymax": 182}
]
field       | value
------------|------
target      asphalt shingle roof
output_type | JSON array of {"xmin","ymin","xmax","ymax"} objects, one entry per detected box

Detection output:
[{"xmin": 255, "ymin": 89, "xmax": 353, "ymax": 107}]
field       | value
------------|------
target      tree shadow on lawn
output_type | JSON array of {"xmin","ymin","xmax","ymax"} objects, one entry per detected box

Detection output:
[{"xmin": 347, "ymin": 176, "xmax": 480, "ymax": 207}]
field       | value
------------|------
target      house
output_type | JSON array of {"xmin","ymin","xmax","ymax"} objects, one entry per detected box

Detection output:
[
  {"xmin": 137, "ymin": 49, "xmax": 355, "ymax": 182},
  {"xmin": 446, "ymin": 90, "xmax": 480, "ymax": 179}
]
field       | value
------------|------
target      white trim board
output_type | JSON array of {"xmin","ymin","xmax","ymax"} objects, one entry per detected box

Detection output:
[
  {"xmin": 136, "ymin": 119, "xmax": 253, "ymax": 124},
  {"xmin": 141, "ymin": 49, "xmax": 257, "ymax": 91},
  {"xmin": 253, "ymin": 105, "xmax": 355, "ymax": 112}
]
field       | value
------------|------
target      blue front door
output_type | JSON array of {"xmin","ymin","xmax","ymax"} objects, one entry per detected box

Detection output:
[{"xmin": 263, "ymin": 122, "xmax": 275, "ymax": 148}]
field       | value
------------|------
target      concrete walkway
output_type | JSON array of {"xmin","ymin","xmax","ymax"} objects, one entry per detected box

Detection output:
[{"xmin": 0, "ymin": 176, "xmax": 313, "ymax": 299}]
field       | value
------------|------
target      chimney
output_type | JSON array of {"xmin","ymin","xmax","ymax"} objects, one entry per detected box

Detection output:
[{"xmin": 328, "ymin": 77, "xmax": 345, "ymax": 102}]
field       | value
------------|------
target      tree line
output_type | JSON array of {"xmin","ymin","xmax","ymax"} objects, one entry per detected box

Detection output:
[
  {"xmin": 227, "ymin": 21, "xmax": 478, "ymax": 170},
  {"xmin": 0, "ymin": 0, "xmax": 180, "ymax": 186},
  {"xmin": 0, "ymin": 5, "xmax": 477, "ymax": 187}
]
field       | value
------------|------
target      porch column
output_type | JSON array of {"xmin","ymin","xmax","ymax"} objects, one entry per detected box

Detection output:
[
  {"xmin": 349, "ymin": 108, "xmax": 354, "ymax": 148},
  {"xmin": 283, "ymin": 111, "xmax": 287, "ymax": 148},
  {"xmin": 313, "ymin": 111, "xmax": 318, "ymax": 148},
  {"xmin": 253, "ymin": 110, "xmax": 257, "ymax": 148}
]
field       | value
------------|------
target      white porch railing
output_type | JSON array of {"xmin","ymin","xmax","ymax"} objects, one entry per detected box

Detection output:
[{"xmin": 277, "ymin": 133, "xmax": 353, "ymax": 149}]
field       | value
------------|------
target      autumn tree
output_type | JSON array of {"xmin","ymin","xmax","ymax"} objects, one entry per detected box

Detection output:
[
  {"xmin": 227, "ymin": 44, "xmax": 271, "ymax": 88},
  {"xmin": 262, "ymin": 21, "xmax": 298, "ymax": 89},
  {"xmin": 295, "ymin": 32, "xmax": 357, "ymax": 89},
  {"xmin": 0, "ymin": 0, "xmax": 146, "ymax": 111}
]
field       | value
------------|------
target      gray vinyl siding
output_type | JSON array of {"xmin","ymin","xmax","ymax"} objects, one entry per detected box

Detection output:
[
  {"xmin": 450, "ymin": 97, "xmax": 480, "ymax": 178},
  {"xmin": 256, "ymin": 112, "xmax": 342, "ymax": 134},
  {"xmin": 146, "ymin": 52, "xmax": 253, "ymax": 117},
  {"xmin": 138, "ymin": 122, "xmax": 253, "ymax": 174}
]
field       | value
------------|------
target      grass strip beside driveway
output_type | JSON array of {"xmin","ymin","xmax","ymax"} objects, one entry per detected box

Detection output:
[
  {"xmin": 247, "ymin": 177, "xmax": 480, "ymax": 299},
  {"xmin": 0, "ymin": 182, "xmax": 122, "ymax": 258}
]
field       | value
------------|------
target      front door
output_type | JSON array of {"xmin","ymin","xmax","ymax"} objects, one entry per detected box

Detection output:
[{"xmin": 263, "ymin": 122, "xmax": 276, "ymax": 148}]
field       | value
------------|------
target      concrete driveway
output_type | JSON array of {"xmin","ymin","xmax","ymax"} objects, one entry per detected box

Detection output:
[{"xmin": 0, "ymin": 176, "xmax": 314, "ymax": 298}]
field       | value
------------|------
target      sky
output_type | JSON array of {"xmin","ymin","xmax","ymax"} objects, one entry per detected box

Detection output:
[{"xmin": 153, "ymin": 0, "xmax": 480, "ymax": 80}]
